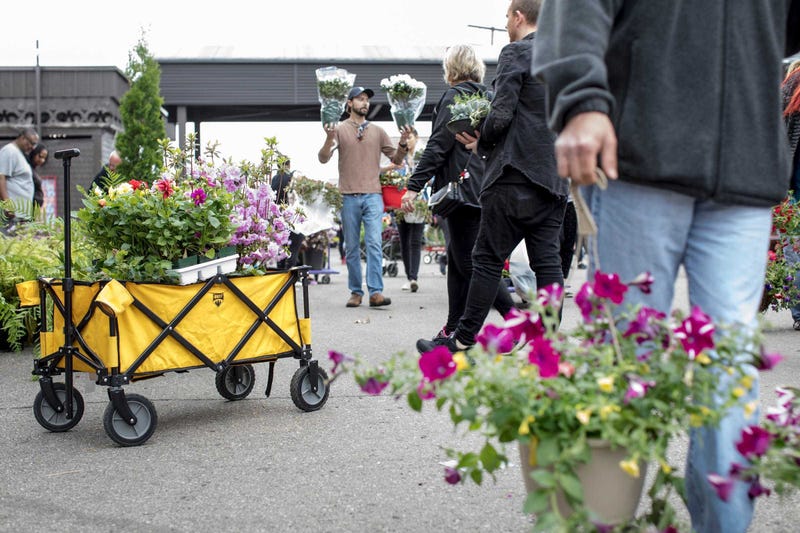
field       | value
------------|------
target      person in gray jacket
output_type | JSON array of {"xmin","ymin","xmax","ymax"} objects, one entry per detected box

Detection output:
[{"xmin": 532, "ymin": 2, "xmax": 800, "ymax": 532}]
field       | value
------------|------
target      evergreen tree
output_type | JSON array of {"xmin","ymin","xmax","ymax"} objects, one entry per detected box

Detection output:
[{"xmin": 116, "ymin": 34, "xmax": 166, "ymax": 184}]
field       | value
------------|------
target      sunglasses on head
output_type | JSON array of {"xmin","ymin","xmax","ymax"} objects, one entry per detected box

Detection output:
[{"xmin": 356, "ymin": 121, "xmax": 370, "ymax": 141}]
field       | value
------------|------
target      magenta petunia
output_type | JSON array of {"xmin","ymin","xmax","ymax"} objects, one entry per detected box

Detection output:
[
  {"xmin": 755, "ymin": 351, "xmax": 784, "ymax": 371},
  {"xmin": 328, "ymin": 350, "xmax": 353, "ymax": 375},
  {"xmin": 747, "ymin": 478, "xmax": 772, "ymax": 499},
  {"xmin": 418, "ymin": 346, "xmax": 456, "ymax": 382},
  {"xmin": 444, "ymin": 466, "xmax": 461, "ymax": 485},
  {"xmin": 503, "ymin": 307, "xmax": 545, "ymax": 342},
  {"xmin": 673, "ymin": 306, "xmax": 715, "ymax": 359},
  {"xmin": 575, "ymin": 282, "xmax": 603, "ymax": 323},
  {"xmin": 623, "ymin": 307, "xmax": 666, "ymax": 344},
  {"xmin": 593, "ymin": 271, "xmax": 628, "ymax": 304},
  {"xmin": 629, "ymin": 271, "xmax": 654, "ymax": 294},
  {"xmin": 417, "ymin": 380, "xmax": 436, "ymax": 400},
  {"xmin": 623, "ymin": 376, "xmax": 656, "ymax": 403},
  {"xmin": 476, "ymin": 323, "xmax": 517, "ymax": 354},
  {"xmin": 527, "ymin": 337, "xmax": 560, "ymax": 379},
  {"xmin": 735, "ymin": 426, "xmax": 773, "ymax": 459},
  {"xmin": 360, "ymin": 377, "xmax": 389, "ymax": 396},
  {"xmin": 536, "ymin": 283, "xmax": 564, "ymax": 309},
  {"xmin": 707, "ymin": 473, "xmax": 735, "ymax": 502}
]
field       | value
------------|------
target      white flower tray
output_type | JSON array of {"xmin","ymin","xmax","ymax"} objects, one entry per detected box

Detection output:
[{"xmin": 168, "ymin": 254, "xmax": 239, "ymax": 285}]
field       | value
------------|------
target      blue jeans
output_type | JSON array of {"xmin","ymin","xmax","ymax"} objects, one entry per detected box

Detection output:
[
  {"xmin": 341, "ymin": 193, "xmax": 384, "ymax": 296},
  {"xmin": 588, "ymin": 180, "xmax": 770, "ymax": 533}
]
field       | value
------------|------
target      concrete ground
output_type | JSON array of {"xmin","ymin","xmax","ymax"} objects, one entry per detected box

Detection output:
[{"xmin": 1, "ymin": 258, "xmax": 798, "ymax": 532}]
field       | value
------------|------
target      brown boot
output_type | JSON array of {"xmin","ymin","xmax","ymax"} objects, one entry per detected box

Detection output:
[
  {"xmin": 346, "ymin": 293, "xmax": 362, "ymax": 307},
  {"xmin": 369, "ymin": 293, "xmax": 392, "ymax": 307}
]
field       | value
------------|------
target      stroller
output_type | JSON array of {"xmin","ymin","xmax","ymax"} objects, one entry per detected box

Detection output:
[{"xmin": 381, "ymin": 225, "xmax": 400, "ymax": 277}]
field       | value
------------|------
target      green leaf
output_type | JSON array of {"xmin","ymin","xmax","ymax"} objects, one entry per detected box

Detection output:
[
  {"xmin": 407, "ymin": 391, "xmax": 422, "ymax": 412},
  {"xmin": 470, "ymin": 468, "xmax": 483, "ymax": 485},
  {"xmin": 523, "ymin": 488, "xmax": 551, "ymax": 514},
  {"xmin": 479, "ymin": 443, "xmax": 501, "ymax": 472},
  {"xmin": 530, "ymin": 469, "xmax": 556, "ymax": 489},
  {"xmin": 537, "ymin": 438, "xmax": 559, "ymax": 467},
  {"xmin": 557, "ymin": 472, "xmax": 583, "ymax": 501}
]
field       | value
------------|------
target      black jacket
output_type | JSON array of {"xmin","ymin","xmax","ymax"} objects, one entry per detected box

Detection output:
[
  {"xmin": 479, "ymin": 32, "xmax": 567, "ymax": 199},
  {"xmin": 533, "ymin": 0, "xmax": 800, "ymax": 207},
  {"xmin": 407, "ymin": 81, "xmax": 487, "ymax": 209}
]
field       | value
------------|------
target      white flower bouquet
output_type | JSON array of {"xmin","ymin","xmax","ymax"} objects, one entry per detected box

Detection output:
[
  {"xmin": 380, "ymin": 74, "xmax": 427, "ymax": 129},
  {"xmin": 316, "ymin": 66, "xmax": 356, "ymax": 125}
]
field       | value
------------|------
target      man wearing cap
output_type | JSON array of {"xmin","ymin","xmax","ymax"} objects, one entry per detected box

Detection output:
[{"xmin": 319, "ymin": 86, "xmax": 411, "ymax": 308}]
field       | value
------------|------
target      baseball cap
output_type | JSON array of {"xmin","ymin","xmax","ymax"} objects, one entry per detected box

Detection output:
[{"xmin": 348, "ymin": 86, "xmax": 375, "ymax": 100}]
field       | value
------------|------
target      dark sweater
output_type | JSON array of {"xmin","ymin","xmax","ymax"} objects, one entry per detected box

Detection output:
[{"xmin": 533, "ymin": 0, "xmax": 800, "ymax": 207}]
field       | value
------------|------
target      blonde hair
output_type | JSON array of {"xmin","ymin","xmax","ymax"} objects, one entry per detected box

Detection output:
[
  {"xmin": 443, "ymin": 45, "xmax": 486, "ymax": 85},
  {"xmin": 788, "ymin": 59, "xmax": 800, "ymax": 76}
]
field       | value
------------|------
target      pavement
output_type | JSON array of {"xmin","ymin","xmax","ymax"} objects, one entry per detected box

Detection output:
[{"xmin": 1, "ymin": 259, "xmax": 798, "ymax": 532}]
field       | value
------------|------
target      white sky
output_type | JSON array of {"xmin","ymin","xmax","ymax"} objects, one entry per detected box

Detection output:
[{"xmin": 4, "ymin": 0, "xmax": 511, "ymax": 181}]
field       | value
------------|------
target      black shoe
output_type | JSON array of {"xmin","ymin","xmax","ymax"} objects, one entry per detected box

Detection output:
[
  {"xmin": 794, "ymin": 320, "xmax": 800, "ymax": 331},
  {"xmin": 416, "ymin": 335, "xmax": 470, "ymax": 354}
]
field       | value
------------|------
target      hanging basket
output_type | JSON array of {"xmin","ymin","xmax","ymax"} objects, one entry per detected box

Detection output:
[{"xmin": 381, "ymin": 185, "xmax": 405, "ymax": 210}]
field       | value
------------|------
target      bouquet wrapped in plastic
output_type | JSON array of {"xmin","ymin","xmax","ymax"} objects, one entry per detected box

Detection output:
[
  {"xmin": 380, "ymin": 74, "xmax": 427, "ymax": 129},
  {"xmin": 316, "ymin": 66, "xmax": 356, "ymax": 125}
]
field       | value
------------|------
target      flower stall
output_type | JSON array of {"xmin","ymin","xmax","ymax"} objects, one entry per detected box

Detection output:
[{"xmin": 22, "ymin": 140, "xmax": 330, "ymax": 447}]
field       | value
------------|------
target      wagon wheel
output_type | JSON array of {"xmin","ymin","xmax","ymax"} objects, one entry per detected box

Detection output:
[
  {"xmin": 423, "ymin": 255, "xmax": 432, "ymax": 264},
  {"xmin": 387, "ymin": 263, "xmax": 398, "ymax": 277},
  {"xmin": 215, "ymin": 364, "xmax": 256, "ymax": 401},
  {"xmin": 320, "ymin": 275, "xmax": 331, "ymax": 284},
  {"xmin": 33, "ymin": 382, "xmax": 84, "ymax": 432},
  {"xmin": 103, "ymin": 394, "xmax": 157, "ymax": 447},
  {"xmin": 290, "ymin": 365, "xmax": 329, "ymax": 412}
]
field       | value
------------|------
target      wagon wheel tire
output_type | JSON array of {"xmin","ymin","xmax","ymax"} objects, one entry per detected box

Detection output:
[
  {"xmin": 290, "ymin": 366, "xmax": 329, "ymax": 412},
  {"xmin": 387, "ymin": 263, "xmax": 398, "ymax": 277},
  {"xmin": 423, "ymin": 255, "xmax": 432, "ymax": 264},
  {"xmin": 33, "ymin": 382, "xmax": 84, "ymax": 432},
  {"xmin": 103, "ymin": 393, "xmax": 157, "ymax": 447},
  {"xmin": 215, "ymin": 364, "xmax": 256, "ymax": 401},
  {"xmin": 321, "ymin": 275, "xmax": 331, "ymax": 284}
]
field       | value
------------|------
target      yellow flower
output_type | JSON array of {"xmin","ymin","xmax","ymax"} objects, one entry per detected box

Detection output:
[
  {"xmin": 518, "ymin": 415, "xmax": 536, "ymax": 436},
  {"xmin": 520, "ymin": 366, "xmax": 534, "ymax": 378},
  {"xmin": 659, "ymin": 459, "xmax": 672, "ymax": 474},
  {"xmin": 599, "ymin": 404, "xmax": 621, "ymax": 420},
  {"xmin": 740, "ymin": 376, "xmax": 753, "ymax": 390},
  {"xmin": 744, "ymin": 401, "xmax": 758, "ymax": 419},
  {"xmin": 695, "ymin": 353, "xmax": 712, "ymax": 365},
  {"xmin": 619, "ymin": 458, "xmax": 640, "ymax": 478},
  {"xmin": 527, "ymin": 436, "xmax": 539, "ymax": 467},
  {"xmin": 453, "ymin": 352, "xmax": 469, "ymax": 372},
  {"xmin": 494, "ymin": 354, "xmax": 504, "ymax": 363},
  {"xmin": 690, "ymin": 414, "xmax": 704, "ymax": 427},
  {"xmin": 726, "ymin": 367, "xmax": 735, "ymax": 376},
  {"xmin": 639, "ymin": 363, "xmax": 651, "ymax": 375},
  {"xmin": 576, "ymin": 408, "xmax": 593, "ymax": 425},
  {"xmin": 597, "ymin": 376, "xmax": 615, "ymax": 393},
  {"xmin": 732, "ymin": 387, "xmax": 745, "ymax": 399}
]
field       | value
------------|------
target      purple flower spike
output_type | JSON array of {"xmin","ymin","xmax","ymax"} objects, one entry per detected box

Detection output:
[
  {"xmin": 476, "ymin": 323, "xmax": 516, "ymax": 354},
  {"xmin": 444, "ymin": 466, "xmax": 461, "ymax": 485},
  {"xmin": 707, "ymin": 473, "xmax": 735, "ymax": 502},
  {"xmin": 736, "ymin": 426, "xmax": 773, "ymax": 458},
  {"xmin": 419, "ymin": 346, "xmax": 456, "ymax": 382},
  {"xmin": 527, "ymin": 337, "xmax": 560, "ymax": 379},
  {"xmin": 360, "ymin": 377, "xmax": 389, "ymax": 396},
  {"xmin": 593, "ymin": 271, "xmax": 628, "ymax": 304},
  {"xmin": 673, "ymin": 306, "xmax": 715, "ymax": 359},
  {"xmin": 629, "ymin": 271, "xmax": 655, "ymax": 294}
]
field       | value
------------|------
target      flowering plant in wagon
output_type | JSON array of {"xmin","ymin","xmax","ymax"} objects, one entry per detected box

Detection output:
[{"xmin": 328, "ymin": 272, "xmax": 782, "ymax": 532}]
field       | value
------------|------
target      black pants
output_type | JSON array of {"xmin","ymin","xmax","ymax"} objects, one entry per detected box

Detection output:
[
  {"xmin": 454, "ymin": 181, "xmax": 566, "ymax": 345},
  {"xmin": 398, "ymin": 220, "xmax": 424, "ymax": 281},
  {"xmin": 277, "ymin": 231, "xmax": 305, "ymax": 270},
  {"xmin": 445, "ymin": 206, "xmax": 514, "ymax": 333},
  {"xmin": 559, "ymin": 201, "xmax": 578, "ymax": 280}
]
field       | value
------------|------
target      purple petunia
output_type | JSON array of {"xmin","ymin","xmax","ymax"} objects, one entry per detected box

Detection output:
[
  {"xmin": 735, "ymin": 426, "xmax": 773, "ymax": 459},
  {"xmin": 444, "ymin": 466, "xmax": 461, "ymax": 484},
  {"xmin": 673, "ymin": 306, "xmax": 715, "ymax": 359},
  {"xmin": 707, "ymin": 473, "xmax": 735, "ymax": 502},
  {"xmin": 476, "ymin": 323, "xmax": 517, "ymax": 354},
  {"xmin": 418, "ymin": 346, "xmax": 456, "ymax": 382},
  {"xmin": 593, "ymin": 271, "xmax": 628, "ymax": 304},
  {"xmin": 623, "ymin": 307, "xmax": 666, "ymax": 344},
  {"xmin": 360, "ymin": 377, "xmax": 389, "ymax": 396},
  {"xmin": 190, "ymin": 188, "xmax": 207, "ymax": 206},
  {"xmin": 527, "ymin": 337, "xmax": 560, "ymax": 379}
]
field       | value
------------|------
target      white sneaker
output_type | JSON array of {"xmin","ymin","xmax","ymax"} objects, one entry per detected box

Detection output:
[
  {"xmin": 410, "ymin": 280, "xmax": 419, "ymax": 293},
  {"xmin": 401, "ymin": 282, "xmax": 410, "ymax": 291}
]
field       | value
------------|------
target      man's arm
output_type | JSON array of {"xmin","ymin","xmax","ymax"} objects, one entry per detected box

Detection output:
[
  {"xmin": 0, "ymin": 174, "xmax": 13, "ymax": 218},
  {"xmin": 480, "ymin": 44, "xmax": 524, "ymax": 146},
  {"xmin": 388, "ymin": 126, "xmax": 412, "ymax": 166},
  {"xmin": 318, "ymin": 125, "xmax": 337, "ymax": 164},
  {"xmin": 532, "ymin": 0, "xmax": 624, "ymax": 184}
]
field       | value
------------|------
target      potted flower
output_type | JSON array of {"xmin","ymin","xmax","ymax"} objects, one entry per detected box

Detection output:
[
  {"xmin": 447, "ymin": 92, "xmax": 491, "ymax": 135},
  {"xmin": 316, "ymin": 66, "xmax": 356, "ymax": 125},
  {"xmin": 329, "ymin": 272, "xmax": 781, "ymax": 531},
  {"xmin": 762, "ymin": 195, "xmax": 800, "ymax": 311},
  {"xmin": 76, "ymin": 138, "xmax": 303, "ymax": 283},
  {"xmin": 289, "ymin": 174, "xmax": 343, "ymax": 221},
  {"xmin": 380, "ymin": 74, "xmax": 427, "ymax": 129},
  {"xmin": 379, "ymin": 169, "xmax": 406, "ymax": 210}
]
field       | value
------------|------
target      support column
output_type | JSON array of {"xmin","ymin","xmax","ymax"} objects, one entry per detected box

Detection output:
[{"xmin": 177, "ymin": 106, "xmax": 187, "ymax": 152}]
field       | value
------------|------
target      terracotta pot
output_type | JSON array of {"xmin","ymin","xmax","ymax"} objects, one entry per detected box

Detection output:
[{"xmin": 519, "ymin": 439, "xmax": 647, "ymax": 525}]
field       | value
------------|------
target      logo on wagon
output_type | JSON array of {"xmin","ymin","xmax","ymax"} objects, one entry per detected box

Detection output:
[{"xmin": 213, "ymin": 293, "xmax": 224, "ymax": 307}]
